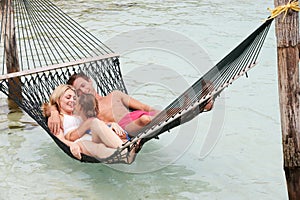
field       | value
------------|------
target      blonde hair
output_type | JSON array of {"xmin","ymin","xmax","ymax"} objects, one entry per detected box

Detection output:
[{"xmin": 42, "ymin": 84, "xmax": 76, "ymax": 117}]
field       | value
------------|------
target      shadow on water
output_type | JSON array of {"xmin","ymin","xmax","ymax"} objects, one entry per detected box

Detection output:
[
  {"xmin": 6, "ymin": 98, "xmax": 24, "ymax": 130},
  {"xmin": 38, "ymin": 144, "xmax": 220, "ymax": 199},
  {"xmin": 0, "ymin": 98, "xmax": 38, "ymax": 132},
  {"xmin": 1, "ymin": 97, "xmax": 217, "ymax": 199}
]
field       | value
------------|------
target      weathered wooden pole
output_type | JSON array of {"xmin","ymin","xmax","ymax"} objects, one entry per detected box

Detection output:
[
  {"xmin": 274, "ymin": 0, "xmax": 300, "ymax": 199},
  {"xmin": 1, "ymin": 0, "xmax": 22, "ymax": 107}
]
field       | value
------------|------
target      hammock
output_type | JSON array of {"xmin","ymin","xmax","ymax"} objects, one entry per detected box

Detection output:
[{"xmin": 0, "ymin": 0, "xmax": 273, "ymax": 164}]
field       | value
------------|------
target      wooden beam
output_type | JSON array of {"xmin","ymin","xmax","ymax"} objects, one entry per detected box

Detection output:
[
  {"xmin": 1, "ymin": 0, "xmax": 22, "ymax": 104},
  {"xmin": 274, "ymin": 0, "xmax": 300, "ymax": 199},
  {"xmin": 275, "ymin": 0, "xmax": 300, "ymax": 165}
]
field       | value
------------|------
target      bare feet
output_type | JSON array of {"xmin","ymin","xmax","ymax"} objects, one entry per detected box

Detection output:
[
  {"xmin": 126, "ymin": 140, "xmax": 142, "ymax": 164},
  {"xmin": 203, "ymin": 99, "xmax": 214, "ymax": 111}
]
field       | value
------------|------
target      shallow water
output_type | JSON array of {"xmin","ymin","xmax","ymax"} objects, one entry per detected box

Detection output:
[{"xmin": 0, "ymin": 0, "xmax": 287, "ymax": 199}]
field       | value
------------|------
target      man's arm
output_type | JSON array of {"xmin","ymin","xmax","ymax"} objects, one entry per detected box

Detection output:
[
  {"xmin": 114, "ymin": 90, "xmax": 156, "ymax": 112},
  {"xmin": 47, "ymin": 105, "xmax": 61, "ymax": 135}
]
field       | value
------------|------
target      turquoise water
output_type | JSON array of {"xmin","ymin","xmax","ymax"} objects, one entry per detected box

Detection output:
[{"xmin": 0, "ymin": 0, "xmax": 287, "ymax": 199}]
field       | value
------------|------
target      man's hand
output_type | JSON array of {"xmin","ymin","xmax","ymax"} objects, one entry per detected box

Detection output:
[
  {"xmin": 48, "ymin": 110, "xmax": 61, "ymax": 135},
  {"xmin": 110, "ymin": 122, "xmax": 127, "ymax": 137}
]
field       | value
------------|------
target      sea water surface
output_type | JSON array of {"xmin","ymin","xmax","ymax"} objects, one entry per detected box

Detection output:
[{"xmin": 0, "ymin": 0, "xmax": 287, "ymax": 199}]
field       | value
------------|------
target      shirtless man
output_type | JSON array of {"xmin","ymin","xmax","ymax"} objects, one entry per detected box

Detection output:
[{"xmin": 48, "ymin": 73, "xmax": 158, "ymax": 137}]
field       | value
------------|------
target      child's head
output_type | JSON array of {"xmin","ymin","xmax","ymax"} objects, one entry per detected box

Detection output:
[{"xmin": 77, "ymin": 93, "xmax": 99, "ymax": 118}]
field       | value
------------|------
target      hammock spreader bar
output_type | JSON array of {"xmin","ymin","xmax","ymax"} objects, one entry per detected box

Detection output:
[{"xmin": 0, "ymin": 0, "xmax": 273, "ymax": 164}]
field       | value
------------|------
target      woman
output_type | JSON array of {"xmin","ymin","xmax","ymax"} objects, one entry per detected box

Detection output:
[{"xmin": 43, "ymin": 84, "xmax": 138, "ymax": 163}]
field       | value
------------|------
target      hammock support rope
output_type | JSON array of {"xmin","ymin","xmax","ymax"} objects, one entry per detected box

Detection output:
[
  {"xmin": 267, "ymin": 0, "xmax": 300, "ymax": 21},
  {"xmin": 0, "ymin": 0, "xmax": 273, "ymax": 164}
]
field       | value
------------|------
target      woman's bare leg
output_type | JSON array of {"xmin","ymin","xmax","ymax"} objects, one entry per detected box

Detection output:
[
  {"xmin": 78, "ymin": 140, "xmax": 117, "ymax": 159},
  {"xmin": 78, "ymin": 140, "xmax": 138, "ymax": 163}
]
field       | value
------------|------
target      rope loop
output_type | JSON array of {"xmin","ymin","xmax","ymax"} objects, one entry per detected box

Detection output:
[{"xmin": 267, "ymin": 0, "xmax": 300, "ymax": 21}]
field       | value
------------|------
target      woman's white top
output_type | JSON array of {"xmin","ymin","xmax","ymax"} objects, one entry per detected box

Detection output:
[
  {"xmin": 62, "ymin": 114, "xmax": 82, "ymax": 135},
  {"xmin": 62, "ymin": 114, "xmax": 92, "ymax": 142}
]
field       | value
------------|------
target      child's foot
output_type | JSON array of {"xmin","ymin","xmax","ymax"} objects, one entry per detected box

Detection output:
[{"xmin": 126, "ymin": 140, "xmax": 142, "ymax": 164}]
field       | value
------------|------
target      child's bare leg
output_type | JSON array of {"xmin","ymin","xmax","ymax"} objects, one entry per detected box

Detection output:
[{"xmin": 89, "ymin": 119, "xmax": 124, "ymax": 148}]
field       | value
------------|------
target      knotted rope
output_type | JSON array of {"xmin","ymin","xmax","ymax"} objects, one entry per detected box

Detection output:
[{"xmin": 267, "ymin": 0, "xmax": 300, "ymax": 21}]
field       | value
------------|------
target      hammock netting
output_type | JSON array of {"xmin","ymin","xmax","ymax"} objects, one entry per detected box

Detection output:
[{"xmin": 0, "ymin": 0, "xmax": 273, "ymax": 164}]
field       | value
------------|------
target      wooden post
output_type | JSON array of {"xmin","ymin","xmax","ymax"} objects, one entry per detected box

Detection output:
[
  {"xmin": 1, "ymin": 0, "xmax": 22, "ymax": 107},
  {"xmin": 274, "ymin": 0, "xmax": 300, "ymax": 199}
]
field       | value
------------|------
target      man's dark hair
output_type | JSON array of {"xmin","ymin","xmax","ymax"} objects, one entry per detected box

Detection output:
[{"xmin": 66, "ymin": 72, "xmax": 90, "ymax": 85}]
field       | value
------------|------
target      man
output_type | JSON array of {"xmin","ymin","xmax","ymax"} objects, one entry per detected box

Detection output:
[{"xmin": 48, "ymin": 73, "xmax": 159, "ymax": 137}]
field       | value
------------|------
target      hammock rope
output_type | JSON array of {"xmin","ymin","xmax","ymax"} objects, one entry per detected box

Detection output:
[
  {"xmin": 128, "ymin": 19, "xmax": 272, "ymax": 144},
  {"xmin": 0, "ymin": 0, "xmax": 273, "ymax": 164}
]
